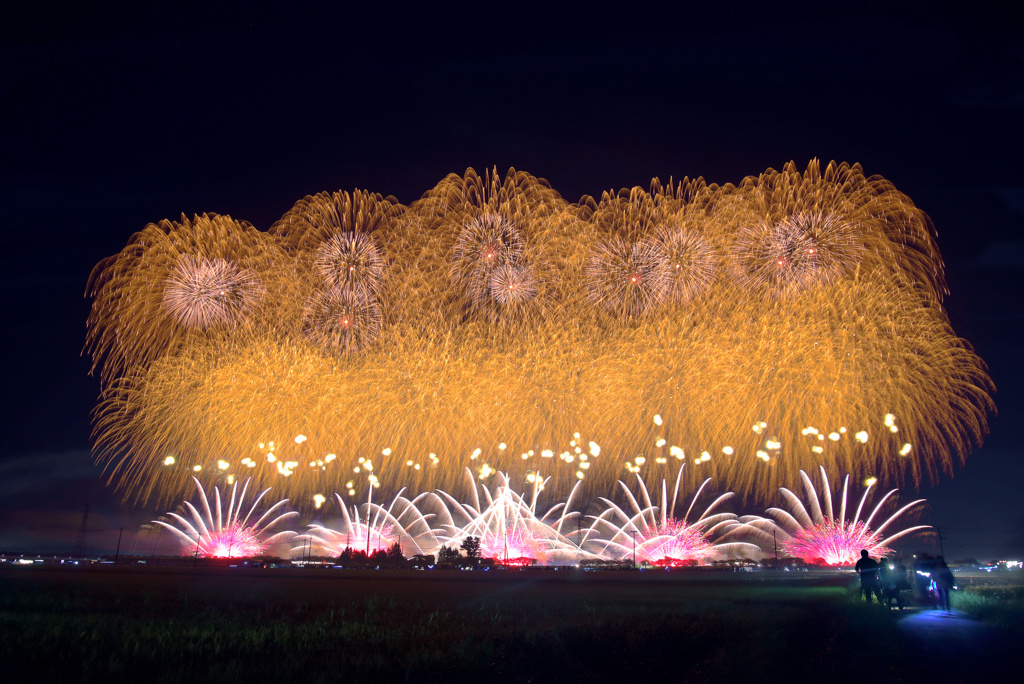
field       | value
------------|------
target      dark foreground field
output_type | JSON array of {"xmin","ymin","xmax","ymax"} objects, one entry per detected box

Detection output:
[{"xmin": 1, "ymin": 565, "xmax": 1018, "ymax": 683}]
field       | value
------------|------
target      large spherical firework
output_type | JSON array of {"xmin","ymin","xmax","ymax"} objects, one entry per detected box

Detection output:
[
  {"xmin": 724, "ymin": 159, "xmax": 945, "ymax": 302},
  {"xmin": 654, "ymin": 222, "xmax": 719, "ymax": 304},
  {"xmin": 730, "ymin": 211, "xmax": 862, "ymax": 296},
  {"xmin": 302, "ymin": 287, "xmax": 382, "ymax": 354},
  {"xmin": 163, "ymin": 254, "xmax": 264, "ymax": 330},
  {"xmin": 488, "ymin": 262, "xmax": 539, "ymax": 309},
  {"xmin": 85, "ymin": 213, "xmax": 287, "ymax": 383},
  {"xmin": 451, "ymin": 213, "xmax": 526, "ymax": 310},
  {"xmin": 313, "ymin": 232, "xmax": 385, "ymax": 297},
  {"xmin": 586, "ymin": 236, "xmax": 670, "ymax": 317},
  {"xmin": 87, "ymin": 162, "xmax": 994, "ymax": 509},
  {"xmin": 403, "ymin": 168, "xmax": 574, "ymax": 330},
  {"xmin": 269, "ymin": 190, "xmax": 401, "ymax": 335}
]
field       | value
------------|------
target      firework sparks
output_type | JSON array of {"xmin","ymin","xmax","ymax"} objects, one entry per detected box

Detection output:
[
  {"xmin": 451, "ymin": 213, "xmax": 527, "ymax": 311},
  {"xmin": 488, "ymin": 262, "xmax": 539, "ymax": 308},
  {"xmin": 313, "ymin": 232, "xmax": 386, "ymax": 298},
  {"xmin": 654, "ymin": 222, "xmax": 719, "ymax": 304},
  {"xmin": 87, "ymin": 162, "xmax": 993, "ymax": 506},
  {"xmin": 431, "ymin": 469, "xmax": 586, "ymax": 565},
  {"xmin": 301, "ymin": 488, "xmax": 444, "ymax": 556},
  {"xmin": 730, "ymin": 212, "xmax": 862, "ymax": 296},
  {"xmin": 741, "ymin": 466, "xmax": 930, "ymax": 565},
  {"xmin": 85, "ymin": 213, "xmax": 285, "ymax": 383},
  {"xmin": 153, "ymin": 477, "xmax": 298, "ymax": 558},
  {"xmin": 586, "ymin": 236, "xmax": 670, "ymax": 317},
  {"xmin": 163, "ymin": 255, "xmax": 263, "ymax": 330},
  {"xmin": 301, "ymin": 286, "xmax": 382, "ymax": 354},
  {"xmin": 586, "ymin": 466, "xmax": 760, "ymax": 565}
]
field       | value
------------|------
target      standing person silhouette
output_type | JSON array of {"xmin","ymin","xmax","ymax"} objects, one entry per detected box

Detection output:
[
  {"xmin": 934, "ymin": 556, "xmax": 955, "ymax": 613},
  {"xmin": 855, "ymin": 550, "xmax": 881, "ymax": 603},
  {"xmin": 877, "ymin": 557, "xmax": 895, "ymax": 608}
]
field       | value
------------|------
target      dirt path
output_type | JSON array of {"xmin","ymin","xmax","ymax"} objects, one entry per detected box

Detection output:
[{"xmin": 896, "ymin": 608, "xmax": 1013, "ymax": 678}]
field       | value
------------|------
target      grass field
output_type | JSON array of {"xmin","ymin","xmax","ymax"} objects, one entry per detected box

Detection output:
[{"xmin": 1, "ymin": 565, "xmax": 1019, "ymax": 683}]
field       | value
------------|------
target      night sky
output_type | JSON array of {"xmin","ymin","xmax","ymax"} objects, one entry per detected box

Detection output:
[{"xmin": 2, "ymin": 3, "xmax": 1022, "ymax": 561}]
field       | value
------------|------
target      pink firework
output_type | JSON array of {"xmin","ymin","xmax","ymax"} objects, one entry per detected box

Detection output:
[
  {"xmin": 730, "ymin": 211, "xmax": 863, "ymax": 297},
  {"xmin": 203, "ymin": 523, "xmax": 267, "ymax": 558},
  {"xmin": 302, "ymin": 489, "xmax": 443, "ymax": 557},
  {"xmin": 746, "ymin": 466, "xmax": 930, "ymax": 565},
  {"xmin": 587, "ymin": 466, "xmax": 760, "ymax": 565},
  {"xmin": 154, "ymin": 477, "xmax": 298, "ymax": 558},
  {"xmin": 301, "ymin": 286, "xmax": 382, "ymax": 354},
  {"xmin": 634, "ymin": 518, "xmax": 716, "ymax": 566},
  {"xmin": 431, "ymin": 470, "xmax": 583, "ymax": 565},
  {"xmin": 478, "ymin": 527, "xmax": 542, "ymax": 564},
  {"xmin": 488, "ymin": 262, "xmax": 539, "ymax": 309},
  {"xmin": 783, "ymin": 519, "xmax": 888, "ymax": 566},
  {"xmin": 654, "ymin": 223, "xmax": 719, "ymax": 304},
  {"xmin": 313, "ymin": 231, "xmax": 385, "ymax": 297},
  {"xmin": 450, "ymin": 214, "xmax": 526, "ymax": 310}
]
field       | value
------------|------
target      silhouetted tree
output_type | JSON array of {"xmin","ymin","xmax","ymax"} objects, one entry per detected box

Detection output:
[
  {"xmin": 386, "ymin": 542, "xmax": 405, "ymax": 568},
  {"xmin": 337, "ymin": 547, "xmax": 372, "ymax": 568},
  {"xmin": 461, "ymin": 536, "xmax": 481, "ymax": 559},
  {"xmin": 437, "ymin": 545, "xmax": 460, "ymax": 568}
]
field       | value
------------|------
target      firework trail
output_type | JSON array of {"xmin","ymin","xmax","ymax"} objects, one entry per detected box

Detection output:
[
  {"xmin": 586, "ymin": 465, "xmax": 760, "ymax": 564},
  {"xmin": 153, "ymin": 477, "xmax": 297, "ymax": 558},
  {"xmin": 739, "ymin": 466, "xmax": 930, "ymax": 565},
  {"xmin": 85, "ymin": 213, "xmax": 288, "ymax": 383},
  {"xmin": 429, "ymin": 469, "xmax": 587, "ymax": 564},
  {"xmin": 300, "ymin": 486, "xmax": 444, "ymax": 557},
  {"xmin": 87, "ymin": 162, "xmax": 994, "ymax": 508}
]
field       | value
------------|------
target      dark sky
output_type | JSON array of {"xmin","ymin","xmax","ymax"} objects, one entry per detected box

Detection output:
[{"xmin": 2, "ymin": 2, "xmax": 1022, "ymax": 561}]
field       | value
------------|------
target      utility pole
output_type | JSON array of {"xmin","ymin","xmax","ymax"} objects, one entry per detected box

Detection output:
[
  {"xmin": 937, "ymin": 526, "xmax": 946, "ymax": 559},
  {"xmin": 72, "ymin": 504, "xmax": 90, "ymax": 559},
  {"xmin": 630, "ymin": 529, "xmax": 638, "ymax": 569},
  {"xmin": 114, "ymin": 527, "xmax": 123, "ymax": 565},
  {"xmin": 774, "ymin": 530, "xmax": 778, "ymax": 569},
  {"xmin": 576, "ymin": 514, "xmax": 582, "ymax": 552}
]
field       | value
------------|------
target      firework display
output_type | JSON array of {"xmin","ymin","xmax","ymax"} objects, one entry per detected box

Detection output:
[
  {"xmin": 293, "ymin": 468, "xmax": 754, "ymax": 565},
  {"xmin": 301, "ymin": 487, "xmax": 444, "ymax": 557},
  {"xmin": 153, "ymin": 477, "xmax": 298, "ymax": 558},
  {"xmin": 431, "ymin": 470, "xmax": 583, "ymax": 565},
  {"xmin": 152, "ymin": 468, "xmax": 928, "ymax": 565},
  {"xmin": 741, "ymin": 467, "xmax": 930, "ymax": 565},
  {"xmin": 86, "ymin": 161, "xmax": 994, "ymax": 510},
  {"xmin": 584, "ymin": 466, "xmax": 761, "ymax": 565}
]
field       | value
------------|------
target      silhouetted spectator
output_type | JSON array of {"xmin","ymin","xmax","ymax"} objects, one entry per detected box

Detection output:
[
  {"xmin": 889, "ymin": 563, "xmax": 911, "ymax": 610},
  {"xmin": 934, "ymin": 556, "xmax": 955, "ymax": 613},
  {"xmin": 878, "ymin": 557, "xmax": 896, "ymax": 609},
  {"xmin": 855, "ymin": 550, "xmax": 881, "ymax": 603}
]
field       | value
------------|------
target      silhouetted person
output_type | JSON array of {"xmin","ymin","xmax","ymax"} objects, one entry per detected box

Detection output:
[
  {"xmin": 877, "ymin": 558, "xmax": 895, "ymax": 609},
  {"xmin": 855, "ymin": 550, "xmax": 881, "ymax": 603},
  {"xmin": 890, "ymin": 563, "xmax": 910, "ymax": 610},
  {"xmin": 934, "ymin": 556, "xmax": 955, "ymax": 613},
  {"xmin": 913, "ymin": 554, "xmax": 935, "ymax": 602}
]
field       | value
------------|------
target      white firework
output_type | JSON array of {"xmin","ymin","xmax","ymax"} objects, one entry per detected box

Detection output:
[
  {"xmin": 162, "ymin": 254, "xmax": 263, "ymax": 329},
  {"xmin": 153, "ymin": 477, "xmax": 298, "ymax": 557}
]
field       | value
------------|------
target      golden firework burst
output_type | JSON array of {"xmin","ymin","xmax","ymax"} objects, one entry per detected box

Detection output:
[{"xmin": 86, "ymin": 162, "xmax": 994, "ymax": 509}]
